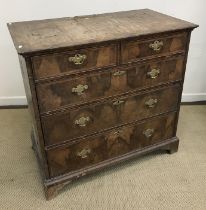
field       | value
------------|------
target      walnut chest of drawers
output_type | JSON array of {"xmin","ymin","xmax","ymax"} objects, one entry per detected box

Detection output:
[{"xmin": 8, "ymin": 9, "xmax": 198, "ymax": 199}]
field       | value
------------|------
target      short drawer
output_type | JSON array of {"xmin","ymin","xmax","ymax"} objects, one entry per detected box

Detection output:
[
  {"xmin": 37, "ymin": 55, "xmax": 184, "ymax": 113},
  {"xmin": 32, "ymin": 44, "xmax": 118, "ymax": 80},
  {"xmin": 42, "ymin": 84, "xmax": 180, "ymax": 146},
  {"xmin": 121, "ymin": 33, "xmax": 187, "ymax": 64},
  {"xmin": 47, "ymin": 112, "xmax": 176, "ymax": 177}
]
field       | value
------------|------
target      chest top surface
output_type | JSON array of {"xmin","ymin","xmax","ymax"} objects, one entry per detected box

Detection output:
[{"xmin": 8, "ymin": 9, "xmax": 197, "ymax": 54}]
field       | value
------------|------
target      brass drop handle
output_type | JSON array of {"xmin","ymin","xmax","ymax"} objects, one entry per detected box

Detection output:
[
  {"xmin": 75, "ymin": 116, "xmax": 90, "ymax": 127},
  {"xmin": 72, "ymin": 84, "xmax": 88, "ymax": 95},
  {"xmin": 147, "ymin": 68, "xmax": 160, "ymax": 79},
  {"xmin": 113, "ymin": 100, "xmax": 125, "ymax": 106},
  {"xmin": 113, "ymin": 70, "xmax": 126, "ymax": 76},
  {"xmin": 149, "ymin": 40, "xmax": 163, "ymax": 52},
  {"xmin": 68, "ymin": 54, "xmax": 87, "ymax": 65},
  {"xmin": 145, "ymin": 98, "xmax": 158, "ymax": 108},
  {"xmin": 143, "ymin": 128, "xmax": 154, "ymax": 138},
  {"xmin": 77, "ymin": 148, "xmax": 91, "ymax": 159}
]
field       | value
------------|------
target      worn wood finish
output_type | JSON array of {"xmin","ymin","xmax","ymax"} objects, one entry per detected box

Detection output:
[
  {"xmin": 47, "ymin": 112, "xmax": 176, "ymax": 177},
  {"xmin": 18, "ymin": 55, "xmax": 49, "ymax": 178},
  {"xmin": 44, "ymin": 136, "xmax": 179, "ymax": 200},
  {"xmin": 121, "ymin": 33, "xmax": 187, "ymax": 63},
  {"xmin": 32, "ymin": 44, "xmax": 118, "ymax": 79},
  {"xmin": 42, "ymin": 84, "xmax": 180, "ymax": 146},
  {"xmin": 7, "ymin": 9, "xmax": 197, "ymax": 54},
  {"xmin": 8, "ymin": 9, "xmax": 197, "ymax": 199},
  {"xmin": 36, "ymin": 55, "xmax": 184, "ymax": 113}
]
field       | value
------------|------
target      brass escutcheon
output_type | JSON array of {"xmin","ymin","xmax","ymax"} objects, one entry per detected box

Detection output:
[
  {"xmin": 149, "ymin": 40, "xmax": 163, "ymax": 52},
  {"xmin": 113, "ymin": 70, "xmax": 126, "ymax": 76},
  {"xmin": 113, "ymin": 100, "xmax": 125, "ymax": 106},
  {"xmin": 145, "ymin": 98, "xmax": 158, "ymax": 108},
  {"xmin": 77, "ymin": 148, "xmax": 91, "ymax": 158},
  {"xmin": 143, "ymin": 128, "xmax": 154, "ymax": 138},
  {"xmin": 114, "ymin": 129, "xmax": 123, "ymax": 135},
  {"xmin": 75, "ymin": 116, "xmax": 90, "ymax": 127},
  {"xmin": 147, "ymin": 68, "xmax": 160, "ymax": 79},
  {"xmin": 72, "ymin": 84, "xmax": 88, "ymax": 95},
  {"xmin": 68, "ymin": 54, "xmax": 87, "ymax": 65}
]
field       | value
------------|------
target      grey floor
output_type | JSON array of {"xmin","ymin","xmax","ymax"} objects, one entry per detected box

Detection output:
[{"xmin": 0, "ymin": 105, "xmax": 206, "ymax": 209}]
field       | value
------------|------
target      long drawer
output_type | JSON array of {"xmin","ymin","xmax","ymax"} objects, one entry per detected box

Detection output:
[
  {"xmin": 47, "ymin": 112, "xmax": 176, "ymax": 177},
  {"xmin": 121, "ymin": 32, "xmax": 187, "ymax": 64},
  {"xmin": 42, "ymin": 84, "xmax": 180, "ymax": 146},
  {"xmin": 37, "ymin": 55, "xmax": 184, "ymax": 113}
]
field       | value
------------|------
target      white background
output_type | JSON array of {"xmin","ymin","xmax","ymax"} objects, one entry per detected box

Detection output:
[{"xmin": 0, "ymin": 0, "xmax": 205, "ymax": 105}]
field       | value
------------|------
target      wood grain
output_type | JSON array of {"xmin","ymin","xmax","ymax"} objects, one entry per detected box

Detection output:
[
  {"xmin": 36, "ymin": 55, "xmax": 184, "ymax": 113},
  {"xmin": 32, "ymin": 44, "xmax": 118, "ymax": 79},
  {"xmin": 42, "ymin": 84, "xmax": 180, "ymax": 146},
  {"xmin": 47, "ymin": 112, "xmax": 176, "ymax": 177},
  {"xmin": 7, "ymin": 9, "xmax": 197, "ymax": 54},
  {"xmin": 121, "ymin": 33, "xmax": 187, "ymax": 63},
  {"xmin": 18, "ymin": 55, "xmax": 50, "ymax": 178},
  {"xmin": 7, "ymin": 9, "xmax": 197, "ymax": 199}
]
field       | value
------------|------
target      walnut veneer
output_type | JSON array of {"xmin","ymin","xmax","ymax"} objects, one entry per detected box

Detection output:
[{"xmin": 8, "ymin": 9, "xmax": 198, "ymax": 199}]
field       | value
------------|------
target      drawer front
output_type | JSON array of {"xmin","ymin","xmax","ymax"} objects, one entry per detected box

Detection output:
[
  {"xmin": 32, "ymin": 44, "xmax": 118, "ymax": 80},
  {"xmin": 47, "ymin": 112, "xmax": 176, "ymax": 177},
  {"xmin": 37, "ymin": 56, "xmax": 184, "ymax": 113},
  {"xmin": 42, "ymin": 85, "xmax": 180, "ymax": 146},
  {"xmin": 121, "ymin": 33, "xmax": 187, "ymax": 64}
]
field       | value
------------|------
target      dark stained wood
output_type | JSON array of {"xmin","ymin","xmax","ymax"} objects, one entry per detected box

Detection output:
[
  {"xmin": 42, "ymin": 84, "xmax": 180, "ymax": 146},
  {"xmin": 172, "ymin": 31, "xmax": 199, "ymax": 148},
  {"xmin": 7, "ymin": 9, "xmax": 197, "ymax": 54},
  {"xmin": 43, "ymin": 136, "xmax": 179, "ymax": 199},
  {"xmin": 121, "ymin": 33, "xmax": 187, "ymax": 63},
  {"xmin": 44, "ymin": 180, "xmax": 72, "ymax": 200},
  {"xmin": 18, "ymin": 55, "xmax": 50, "ymax": 178},
  {"xmin": 7, "ymin": 9, "xmax": 198, "ymax": 200},
  {"xmin": 32, "ymin": 44, "xmax": 118, "ymax": 79},
  {"xmin": 47, "ymin": 112, "xmax": 176, "ymax": 177},
  {"xmin": 165, "ymin": 139, "xmax": 179, "ymax": 154},
  {"xmin": 36, "ymin": 55, "xmax": 184, "ymax": 113}
]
